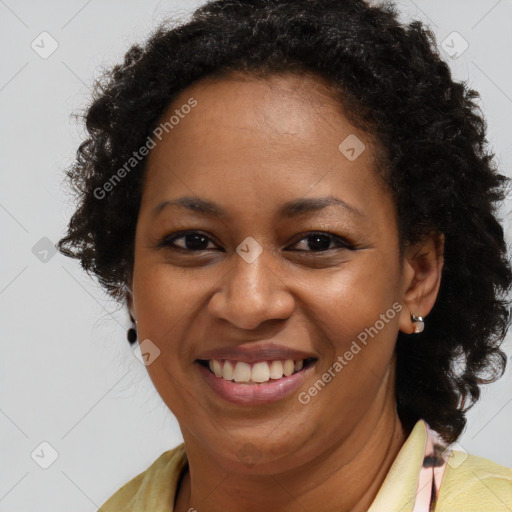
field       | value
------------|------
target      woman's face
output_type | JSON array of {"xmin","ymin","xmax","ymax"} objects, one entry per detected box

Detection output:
[{"xmin": 130, "ymin": 72, "xmax": 420, "ymax": 472}]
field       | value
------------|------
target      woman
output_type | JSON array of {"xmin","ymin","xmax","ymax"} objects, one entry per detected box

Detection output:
[{"xmin": 57, "ymin": 0, "xmax": 512, "ymax": 510}]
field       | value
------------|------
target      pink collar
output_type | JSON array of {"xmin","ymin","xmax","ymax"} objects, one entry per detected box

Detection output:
[{"xmin": 411, "ymin": 422, "xmax": 451, "ymax": 511}]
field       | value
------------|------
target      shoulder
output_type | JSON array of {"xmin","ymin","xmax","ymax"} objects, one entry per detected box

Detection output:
[
  {"xmin": 97, "ymin": 443, "xmax": 187, "ymax": 512},
  {"xmin": 436, "ymin": 449, "xmax": 512, "ymax": 512}
]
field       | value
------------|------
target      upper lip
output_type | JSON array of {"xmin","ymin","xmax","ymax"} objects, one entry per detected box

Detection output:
[{"xmin": 196, "ymin": 342, "xmax": 318, "ymax": 363}]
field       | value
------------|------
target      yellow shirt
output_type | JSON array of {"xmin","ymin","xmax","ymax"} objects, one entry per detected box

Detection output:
[{"xmin": 98, "ymin": 420, "xmax": 512, "ymax": 511}]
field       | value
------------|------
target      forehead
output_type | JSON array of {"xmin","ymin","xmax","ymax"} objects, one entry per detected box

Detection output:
[
  {"xmin": 161, "ymin": 71, "xmax": 358, "ymax": 149},
  {"xmin": 139, "ymin": 71, "xmax": 393, "ymax": 224}
]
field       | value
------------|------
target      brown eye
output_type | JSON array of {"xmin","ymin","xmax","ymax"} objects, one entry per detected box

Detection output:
[
  {"xmin": 158, "ymin": 231, "xmax": 218, "ymax": 251},
  {"xmin": 289, "ymin": 232, "xmax": 353, "ymax": 252}
]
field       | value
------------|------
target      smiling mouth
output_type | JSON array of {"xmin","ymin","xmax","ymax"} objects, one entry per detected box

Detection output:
[{"xmin": 197, "ymin": 358, "xmax": 318, "ymax": 384}]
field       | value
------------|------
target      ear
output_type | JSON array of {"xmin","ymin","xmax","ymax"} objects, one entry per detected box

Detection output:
[{"xmin": 398, "ymin": 232, "xmax": 444, "ymax": 334}]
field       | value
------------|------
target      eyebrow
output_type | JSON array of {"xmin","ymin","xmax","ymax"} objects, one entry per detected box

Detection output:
[{"xmin": 151, "ymin": 195, "xmax": 365, "ymax": 219}]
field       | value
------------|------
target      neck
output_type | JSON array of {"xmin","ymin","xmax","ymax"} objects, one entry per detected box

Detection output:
[{"xmin": 175, "ymin": 380, "xmax": 408, "ymax": 512}]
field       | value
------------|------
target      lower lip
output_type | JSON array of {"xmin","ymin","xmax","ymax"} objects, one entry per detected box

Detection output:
[{"xmin": 197, "ymin": 361, "xmax": 316, "ymax": 405}]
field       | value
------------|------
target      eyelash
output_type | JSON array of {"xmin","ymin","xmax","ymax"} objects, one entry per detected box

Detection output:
[{"xmin": 157, "ymin": 230, "xmax": 354, "ymax": 253}]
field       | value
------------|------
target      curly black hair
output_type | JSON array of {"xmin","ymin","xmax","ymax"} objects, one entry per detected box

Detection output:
[{"xmin": 57, "ymin": 0, "xmax": 512, "ymax": 444}]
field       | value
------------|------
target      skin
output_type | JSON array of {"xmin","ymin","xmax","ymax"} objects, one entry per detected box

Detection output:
[{"xmin": 127, "ymin": 71, "xmax": 444, "ymax": 512}]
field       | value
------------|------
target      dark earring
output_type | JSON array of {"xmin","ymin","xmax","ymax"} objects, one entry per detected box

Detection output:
[{"xmin": 127, "ymin": 324, "xmax": 137, "ymax": 344}]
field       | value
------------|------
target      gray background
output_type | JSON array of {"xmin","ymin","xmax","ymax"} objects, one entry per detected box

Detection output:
[{"xmin": 1, "ymin": 0, "xmax": 511, "ymax": 510}]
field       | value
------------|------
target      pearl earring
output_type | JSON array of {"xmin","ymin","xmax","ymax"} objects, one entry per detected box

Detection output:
[{"xmin": 410, "ymin": 312, "xmax": 424, "ymax": 333}]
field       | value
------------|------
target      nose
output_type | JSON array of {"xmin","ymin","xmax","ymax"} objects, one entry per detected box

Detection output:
[{"xmin": 208, "ymin": 247, "xmax": 295, "ymax": 330}]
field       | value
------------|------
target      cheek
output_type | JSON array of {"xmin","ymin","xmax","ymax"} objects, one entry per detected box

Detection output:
[
  {"xmin": 133, "ymin": 262, "xmax": 206, "ymax": 328},
  {"xmin": 131, "ymin": 264, "xmax": 201, "ymax": 417},
  {"xmin": 132, "ymin": 264, "xmax": 203, "ymax": 379},
  {"xmin": 304, "ymin": 255, "xmax": 402, "ymax": 410},
  {"xmin": 306, "ymin": 251, "xmax": 401, "ymax": 341},
  {"xmin": 288, "ymin": 256, "xmax": 402, "ymax": 442}
]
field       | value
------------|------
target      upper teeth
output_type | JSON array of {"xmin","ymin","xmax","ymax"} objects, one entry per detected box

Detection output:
[{"xmin": 208, "ymin": 359, "xmax": 304, "ymax": 383}]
